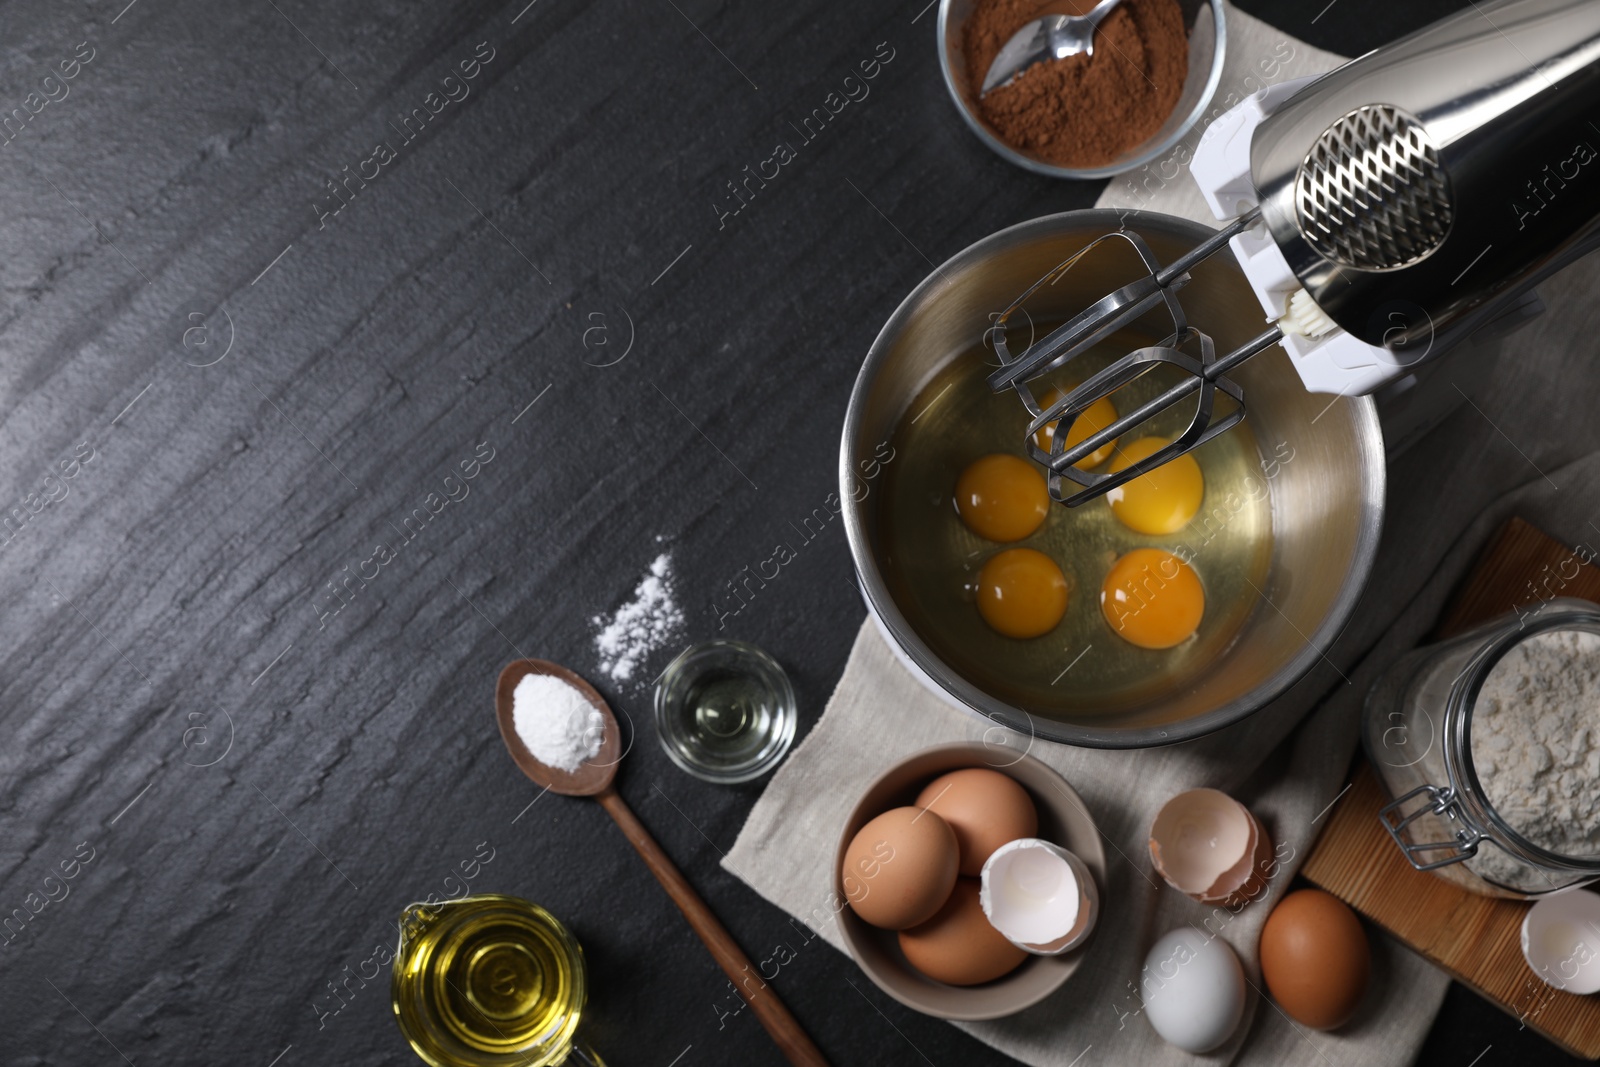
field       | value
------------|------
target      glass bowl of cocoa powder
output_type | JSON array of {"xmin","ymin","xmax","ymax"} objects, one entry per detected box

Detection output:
[{"xmin": 938, "ymin": 0, "xmax": 1225, "ymax": 180}]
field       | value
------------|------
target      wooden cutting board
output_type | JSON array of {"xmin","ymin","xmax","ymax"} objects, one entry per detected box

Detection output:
[{"xmin": 1302, "ymin": 517, "xmax": 1600, "ymax": 1059}]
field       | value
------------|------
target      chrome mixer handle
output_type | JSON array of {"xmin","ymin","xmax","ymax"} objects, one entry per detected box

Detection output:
[
  {"xmin": 988, "ymin": 211, "xmax": 1274, "ymax": 507},
  {"xmin": 1245, "ymin": 0, "xmax": 1600, "ymax": 355}
]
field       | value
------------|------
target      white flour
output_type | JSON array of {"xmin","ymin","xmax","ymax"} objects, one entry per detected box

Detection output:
[
  {"xmin": 1472, "ymin": 628, "xmax": 1600, "ymax": 883},
  {"xmin": 592, "ymin": 552, "xmax": 684, "ymax": 685}
]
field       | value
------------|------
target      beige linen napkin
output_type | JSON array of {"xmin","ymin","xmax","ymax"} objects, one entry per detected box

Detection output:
[{"xmin": 723, "ymin": 5, "xmax": 1600, "ymax": 1064}]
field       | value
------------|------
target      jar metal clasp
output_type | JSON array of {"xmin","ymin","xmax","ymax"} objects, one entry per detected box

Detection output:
[{"xmin": 1378, "ymin": 783, "xmax": 1485, "ymax": 871}]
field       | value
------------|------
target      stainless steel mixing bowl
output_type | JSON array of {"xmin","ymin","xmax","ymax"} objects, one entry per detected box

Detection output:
[{"xmin": 840, "ymin": 209, "xmax": 1385, "ymax": 748}]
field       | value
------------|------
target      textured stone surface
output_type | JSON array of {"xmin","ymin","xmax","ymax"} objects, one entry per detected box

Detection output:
[{"xmin": 0, "ymin": 0, "xmax": 1578, "ymax": 1065}]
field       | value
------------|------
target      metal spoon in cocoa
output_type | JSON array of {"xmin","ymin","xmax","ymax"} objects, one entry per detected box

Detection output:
[
  {"xmin": 982, "ymin": 0, "xmax": 1124, "ymax": 94},
  {"xmin": 495, "ymin": 658, "xmax": 829, "ymax": 1067}
]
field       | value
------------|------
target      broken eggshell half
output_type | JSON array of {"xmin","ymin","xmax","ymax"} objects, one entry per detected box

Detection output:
[
  {"xmin": 1149, "ymin": 788, "xmax": 1273, "ymax": 907},
  {"xmin": 1198, "ymin": 808, "xmax": 1273, "ymax": 907},
  {"xmin": 979, "ymin": 838, "xmax": 1099, "ymax": 956}
]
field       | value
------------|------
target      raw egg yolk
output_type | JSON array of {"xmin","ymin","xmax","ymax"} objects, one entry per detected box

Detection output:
[
  {"xmin": 1033, "ymin": 391, "xmax": 1118, "ymax": 469},
  {"xmin": 955, "ymin": 454, "xmax": 1049, "ymax": 542},
  {"xmin": 977, "ymin": 548, "xmax": 1069, "ymax": 639},
  {"xmin": 1105, "ymin": 437, "xmax": 1203, "ymax": 535},
  {"xmin": 1100, "ymin": 548, "xmax": 1204, "ymax": 649}
]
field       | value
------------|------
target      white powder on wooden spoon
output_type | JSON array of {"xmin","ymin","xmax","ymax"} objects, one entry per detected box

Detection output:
[{"xmin": 512, "ymin": 673, "xmax": 604, "ymax": 773}]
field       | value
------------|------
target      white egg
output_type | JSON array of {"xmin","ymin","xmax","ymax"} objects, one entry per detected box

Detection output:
[{"xmin": 1141, "ymin": 927, "xmax": 1247, "ymax": 1053}]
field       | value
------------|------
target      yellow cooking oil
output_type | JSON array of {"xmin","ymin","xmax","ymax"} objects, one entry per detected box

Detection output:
[{"xmin": 392, "ymin": 894, "xmax": 594, "ymax": 1067}]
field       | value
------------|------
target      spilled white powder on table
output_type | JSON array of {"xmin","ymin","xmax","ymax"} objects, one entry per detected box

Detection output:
[
  {"xmin": 512, "ymin": 673, "xmax": 603, "ymax": 773},
  {"xmin": 592, "ymin": 552, "xmax": 684, "ymax": 685}
]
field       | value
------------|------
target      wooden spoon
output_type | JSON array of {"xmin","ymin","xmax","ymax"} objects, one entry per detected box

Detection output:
[{"xmin": 495, "ymin": 659, "xmax": 829, "ymax": 1067}]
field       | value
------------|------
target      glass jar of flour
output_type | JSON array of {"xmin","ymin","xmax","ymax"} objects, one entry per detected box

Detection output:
[{"xmin": 1364, "ymin": 598, "xmax": 1600, "ymax": 898}]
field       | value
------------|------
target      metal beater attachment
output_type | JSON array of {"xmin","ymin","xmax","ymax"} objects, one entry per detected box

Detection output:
[{"xmin": 987, "ymin": 210, "xmax": 1282, "ymax": 507}]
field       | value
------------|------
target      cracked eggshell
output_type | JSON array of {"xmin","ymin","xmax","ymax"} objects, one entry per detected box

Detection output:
[
  {"xmin": 980, "ymin": 838, "xmax": 1099, "ymax": 956},
  {"xmin": 1196, "ymin": 808, "xmax": 1274, "ymax": 908},
  {"xmin": 1149, "ymin": 788, "xmax": 1264, "ymax": 904},
  {"xmin": 1522, "ymin": 891, "xmax": 1600, "ymax": 994}
]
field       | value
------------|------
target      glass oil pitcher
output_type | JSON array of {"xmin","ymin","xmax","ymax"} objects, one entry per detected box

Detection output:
[{"xmin": 392, "ymin": 894, "xmax": 604, "ymax": 1066}]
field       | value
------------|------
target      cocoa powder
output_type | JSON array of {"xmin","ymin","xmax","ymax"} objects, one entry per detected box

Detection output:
[{"xmin": 964, "ymin": 0, "xmax": 1188, "ymax": 169}]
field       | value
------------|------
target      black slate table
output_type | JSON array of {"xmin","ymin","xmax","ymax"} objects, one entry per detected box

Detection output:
[{"xmin": 0, "ymin": 1, "xmax": 1582, "ymax": 1065}]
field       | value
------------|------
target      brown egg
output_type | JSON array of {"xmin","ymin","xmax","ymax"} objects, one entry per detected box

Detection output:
[
  {"xmin": 899, "ymin": 878, "xmax": 1027, "ymax": 986},
  {"xmin": 842, "ymin": 807, "xmax": 959, "ymax": 930},
  {"xmin": 916, "ymin": 768, "xmax": 1039, "ymax": 876},
  {"xmin": 1259, "ymin": 888, "xmax": 1371, "ymax": 1030}
]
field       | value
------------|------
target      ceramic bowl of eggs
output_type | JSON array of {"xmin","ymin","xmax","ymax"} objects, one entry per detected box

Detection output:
[
  {"xmin": 840, "ymin": 209, "xmax": 1385, "ymax": 747},
  {"xmin": 833, "ymin": 742, "xmax": 1106, "ymax": 1020}
]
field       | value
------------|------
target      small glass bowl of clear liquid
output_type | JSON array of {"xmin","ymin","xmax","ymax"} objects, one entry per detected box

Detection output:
[{"xmin": 653, "ymin": 640, "xmax": 797, "ymax": 784}]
